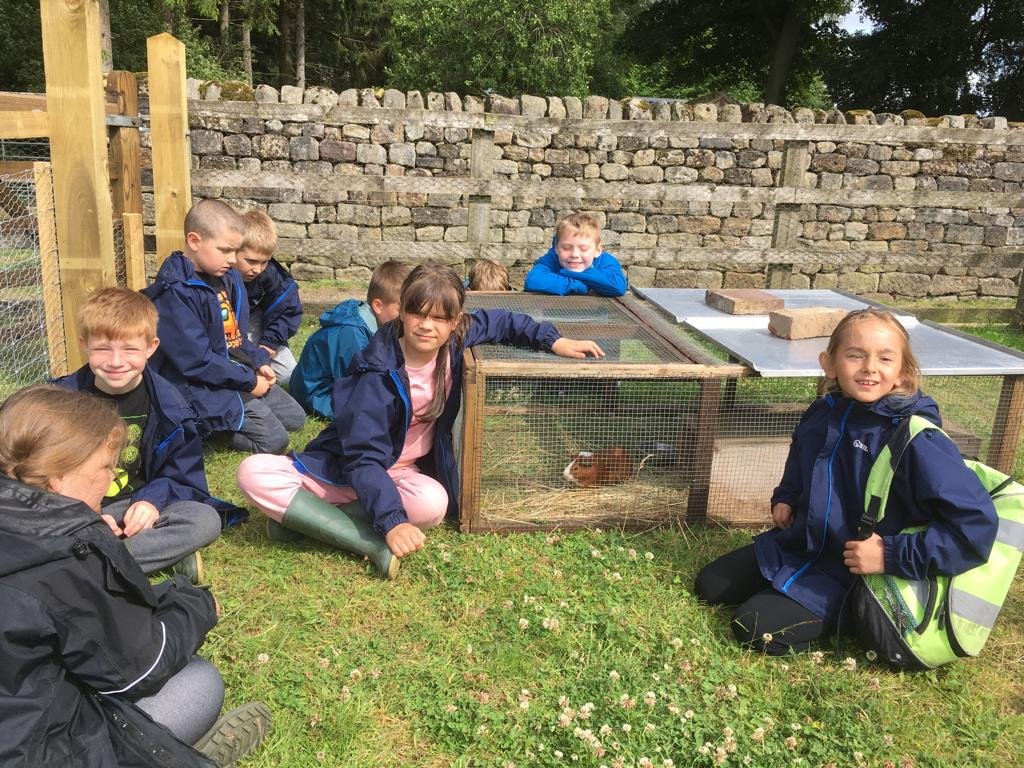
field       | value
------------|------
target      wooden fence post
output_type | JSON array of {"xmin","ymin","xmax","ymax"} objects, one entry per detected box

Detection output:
[
  {"xmin": 768, "ymin": 140, "xmax": 810, "ymax": 288},
  {"xmin": 33, "ymin": 162, "xmax": 68, "ymax": 377},
  {"xmin": 147, "ymin": 33, "xmax": 191, "ymax": 263},
  {"xmin": 40, "ymin": 0, "xmax": 117, "ymax": 370},
  {"xmin": 122, "ymin": 212, "xmax": 146, "ymax": 290},
  {"xmin": 106, "ymin": 70, "xmax": 143, "ymax": 219}
]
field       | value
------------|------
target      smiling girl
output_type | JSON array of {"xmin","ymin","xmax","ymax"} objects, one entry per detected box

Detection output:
[
  {"xmin": 237, "ymin": 264, "xmax": 603, "ymax": 577},
  {"xmin": 693, "ymin": 308, "xmax": 997, "ymax": 656}
]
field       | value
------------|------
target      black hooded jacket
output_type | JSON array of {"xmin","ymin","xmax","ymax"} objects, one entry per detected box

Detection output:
[{"xmin": 0, "ymin": 474, "xmax": 217, "ymax": 767}]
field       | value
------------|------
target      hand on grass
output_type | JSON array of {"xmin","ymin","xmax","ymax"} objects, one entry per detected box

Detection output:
[
  {"xmin": 771, "ymin": 502, "xmax": 793, "ymax": 530},
  {"xmin": 386, "ymin": 522, "xmax": 425, "ymax": 558},
  {"xmin": 844, "ymin": 533, "xmax": 885, "ymax": 575},
  {"xmin": 551, "ymin": 338, "xmax": 605, "ymax": 359},
  {"xmin": 122, "ymin": 500, "xmax": 160, "ymax": 537}
]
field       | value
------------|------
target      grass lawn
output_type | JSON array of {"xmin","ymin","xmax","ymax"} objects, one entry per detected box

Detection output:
[{"xmin": 196, "ymin": 317, "xmax": 1024, "ymax": 768}]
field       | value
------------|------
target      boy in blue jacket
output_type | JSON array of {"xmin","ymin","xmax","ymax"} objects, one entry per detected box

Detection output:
[
  {"xmin": 53, "ymin": 287, "xmax": 224, "ymax": 582},
  {"xmin": 290, "ymin": 260, "xmax": 411, "ymax": 420},
  {"xmin": 143, "ymin": 199, "xmax": 306, "ymax": 455},
  {"xmin": 524, "ymin": 212, "xmax": 627, "ymax": 297},
  {"xmin": 237, "ymin": 209, "xmax": 302, "ymax": 387}
]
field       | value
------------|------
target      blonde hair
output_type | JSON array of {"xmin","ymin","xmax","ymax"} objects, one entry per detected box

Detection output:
[
  {"xmin": 239, "ymin": 208, "xmax": 278, "ymax": 255},
  {"xmin": 467, "ymin": 259, "xmax": 511, "ymax": 291},
  {"xmin": 555, "ymin": 212, "xmax": 602, "ymax": 246},
  {"xmin": 0, "ymin": 384, "xmax": 126, "ymax": 493},
  {"xmin": 368, "ymin": 261, "xmax": 413, "ymax": 305},
  {"xmin": 78, "ymin": 287, "xmax": 158, "ymax": 343},
  {"xmin": 398, "ymin": 263, "xmax": 471, "ymax": 422},
  {"xmin": 183, "ymin": 199, "xmax": 244, "ymax": 239},
  {"xmin": 819, "ymin": 308, "xmax": 920, "ymax": 397}
]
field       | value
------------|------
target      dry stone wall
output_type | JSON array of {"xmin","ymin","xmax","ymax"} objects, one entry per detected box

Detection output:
[{"xmin": 142, "ymin": 84, "xmax": 1024, "ymax": 301}]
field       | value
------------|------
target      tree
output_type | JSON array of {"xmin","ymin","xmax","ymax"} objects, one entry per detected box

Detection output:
[
  {"xmin": 619, "ymin": 0, "xmax": 850, "ymax": 107},
  {"xmin": 386, "ymin": 0, "xmax": 613, "ymax": 97}
]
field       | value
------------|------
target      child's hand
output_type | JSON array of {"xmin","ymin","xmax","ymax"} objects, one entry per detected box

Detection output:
[
  {"xmin": 771, "ymin": 502, "xmax": 793, "ymax": 529},
  {"xmin": 257, "ymin": 364, "xmax": 277, "ymax": 386},
  {"xmin": 551, "ymin": 338, "xmax": 605, "ymax": 359},
  {"xmin": 122, "ymin": 500, "xmax": 160, "ymax": 537},
  {"xmin": 843, "ymin": 534, "xmax": 885, "ymax": 575},
  {"xmin": 259, "ymin": 344, "xmax": 278, "ymax": 358},
  {"xmin": 100, "ymin": 513, "xmax": 123, "ymax": 538},
  {"xmin": 385, "ymin": 522, "xmax": 426, "ymax": 558}
]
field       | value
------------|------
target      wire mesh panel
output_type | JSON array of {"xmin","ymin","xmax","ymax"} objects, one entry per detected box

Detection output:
[
  {"xmin": 0, "ymin": 168, "xmax": 66, "ymax": 398},
  {"xmin": 458, "ymin": 295, "xmax": 1024, "ymax": 532}
]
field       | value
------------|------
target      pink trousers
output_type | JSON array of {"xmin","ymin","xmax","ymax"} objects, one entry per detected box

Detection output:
[{"xmin": 235, "ymin": 454, "xmax": 448, "ymax": 529}]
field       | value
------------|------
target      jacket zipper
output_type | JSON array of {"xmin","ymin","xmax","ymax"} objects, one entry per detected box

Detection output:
[
  {"xmin": 781, "ymin": 400, "xmax": 855, "ymax": 593},
  {"xmin": 186, "ymin": 277, "xmax": 247, "ymax": 430}
]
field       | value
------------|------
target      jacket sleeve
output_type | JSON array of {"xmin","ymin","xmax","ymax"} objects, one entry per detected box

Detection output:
[
  {"xmin": 151, "ymin": 285, "xmax": 258, "ymax": 391},
  {"xmin": 566, "ymin": 253, "xmax": 628, "ymax": 297},
  {"xmin": 464, "ymin": 308, "xmax": 561, "ymax": 351},
  {"xmin": 770, "ymin": 431, "xmax": 804, "ymax": 510},
  {"xmin": 256, "ymin": 262, "xmax": 303, "ymax": 348},
  {"xmin": 49, "ymin": 569, "xmax": 217, "ymax": 700},
  {"xmin": 330, "ymin": 373, "xmax": 409, "ymax": 534},
  {"xmin": 133, "ymin": 416, "xmax": 212, "ymax": 510},
  {"xmin": 524, "ymin": 251, "xmax": 588, "ymax": 296},
  {"xmin": 882, "ymin": 431, "xmax": 998, "ymax": 579}
]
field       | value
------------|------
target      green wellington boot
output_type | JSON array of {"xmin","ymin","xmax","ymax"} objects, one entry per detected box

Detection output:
[{"xmin": 280, "ymin": 490, "xmax": 399, "ymax": 578}]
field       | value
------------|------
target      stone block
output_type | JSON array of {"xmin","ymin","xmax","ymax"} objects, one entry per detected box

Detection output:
[
  {"xmin": 289, "ymin": 135, "xmax": 319, "ymax": 161},
  {"xmin": 705, "ymin": 288, "xmax": 783, "ymax": 314},
  {"xmin": 521, "ymin": 94, "xmax": 547, "ymax": 117},
  {"xmin": 280, "ymin": 85, "xmax": 303, "ymax": 104},
  {"xmin": 269, "ymin": 203, "xmax": 316, "ymax": 223},
  {"xmin": 189, "ymin": 130, "xmax": 222, "ymax": 155},
  {"xmin": 630, "ymin": 166, "xmax": 664, "ymax": 183},
  {"xmin": 584, "ymin": 96, "xmax": 609, "ymax": 119},
  {"xmin": 463, "ymin": 94, "xmax": 485, "ymax": 112},
  {"xmin": 252, "ymin": 134, "xmax": 289, "ymax": 159},
  {"xmin": 489, "ymin": 94, "xmax": 520, "ymax": 115},
  {"xmin": 389, "ymin": 142, "xmax": 416, "ymax": 166},
  {"xmin": 356, "ymin": 143, "xmax": 387, "ymax": 165},
  {"xmin": 946, "ymin": 224, "xmax": 985, "ymax": 245},
  {"xmin": 444, "ymin": 92, "xmax": 462, "ymax": 111},
  {"xmin": 564, "ymin": 97, "xmax": 583, "ymax": 118},
  {"xmin": 254, "ymin": 84, "xmax": 279, "ymax": 103},
  {"xmin": 768, "ymin": 308, "xmax": 848, "ymax": 339}
]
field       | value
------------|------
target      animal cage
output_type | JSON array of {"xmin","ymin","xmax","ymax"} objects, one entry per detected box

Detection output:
[{"xmin": 457, "ymin": 293, "xmax": 1024, "ymax": 533}]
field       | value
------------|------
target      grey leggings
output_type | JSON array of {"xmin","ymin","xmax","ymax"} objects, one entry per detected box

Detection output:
[{"xmin": 135, "ymin": 656, "xmax": 225, "ymax": 745}]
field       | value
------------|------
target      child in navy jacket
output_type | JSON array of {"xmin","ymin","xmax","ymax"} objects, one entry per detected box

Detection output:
[
  {"xmin": 237, "ymin": 264, "xmax": 604, "ymax": 578},
  {"xmin": 143, "ymin": 200, "xmax": 306, "ymax": 455},
  {"xmin": 53, "ymin": 288, "xmax": 226, "ymax": 582},
  {"xmin": 694, "ymin": 309, "xmax": 997, "ymax": 655},
  {"xmin": 524, "ymin": 212, "xmax": 627, "ymax": 297},
  {"xmin": 236, "ymin": 209, "xmax": 302, "ymax": 387},
  {"xmin": 291, "ymin": 260, "xmax": 411, "ymax": 420}
]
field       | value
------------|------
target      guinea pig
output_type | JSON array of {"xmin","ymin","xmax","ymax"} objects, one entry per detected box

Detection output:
[{"xmin": 563, "ymin": 446, "xmax": 634, "ymax": 487}]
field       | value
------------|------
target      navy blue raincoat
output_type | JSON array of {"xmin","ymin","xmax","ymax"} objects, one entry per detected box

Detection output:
[
  {"xmin": 756, "ymin": 391, "xmax": 997, "ymax": 621},
  {"xmin": 244, "ymin": 257, "xmax": 302, "ymax": 349},
  {"xmin": 143, "ymin": 252, "xmax": 270, "ymax": 436},
  {"xmin": 291, "ymin": 309, "xmax": 561, "ymax": 534},
  {"xmin": 524, "ymin": 247, "xmax": 627, "ymax": 297}
]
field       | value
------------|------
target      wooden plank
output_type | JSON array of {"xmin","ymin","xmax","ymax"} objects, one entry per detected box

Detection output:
[
  {"xmin": 987, "ymin": 375, "xmax": 1024, "ymax": 474},
  {"xmin": 768, "ymin": 141, "xmax": 809, "ymax": 289},
  {"xmin": 33, "ymin": 163, "xmax": 68, "ymax": 376},
  {"xmin": 686, "ymin": 379, "xmax": 722, "ymax": 525},
  {"xmin": 40, "ymin": 0, "xmax": 116, "ymax": 371},
  {"xmin": 0, "ymin": 161, "xmax": 36, "ymax": 173},
  {"xmin": 476, "ymin": 360, "xmax": 749, "ymax": 378},
  {"xmin": 467, "ymin": 129, "xmax": 494, "ymax": 246},
  {"xmin": 194, "ymin": 101, "xmax": 1024, "ymax": 146},
  {"xmin": 0, "ymin": 90, "xmax": 121, "ymax": 114},
  {"xmin": 193, "ymin": 169, "xmax": 1024, "ymax": 209},
  {"xmin": 105, "ymin": 71, "xmax": 142, "ymax": 216},
  {"xmin": 1, "ymin": 111, "xmax": 49, "ymax": 140},
  {"xmin": 147, "ymin": 33, "xmax": 191, "ymax": 263},
  {"xmin": 122, "ymin": 212, "xmax": 146, "ymax": 289},
  {"xmin": 458, "ymin": 349, "xmax": 485, "ymax": 532}
]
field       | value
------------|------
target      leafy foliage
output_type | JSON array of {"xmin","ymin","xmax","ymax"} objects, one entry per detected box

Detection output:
[{"xmin": 386, "ymin": 0, "xmax": 613, "ymax": 97}]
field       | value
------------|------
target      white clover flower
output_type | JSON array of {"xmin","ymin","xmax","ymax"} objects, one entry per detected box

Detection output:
[
  {"xmin": 670, "ymin": 637, "xmax": 683, "ymax": 649},
  {"xmin": 762, "ymin": 632, "xmax": 774, "ymax": 643},
  {"xmin": 554, "ymin": 750, "xmax": 563, "ymax": 759},
  {"xmin": 645, "ymin": 551, "xmax": 655, "ymax": 560},
  {"xmin": 256, "ymin": 652, "xmax": 270, "ymax": 664},
  {"xmin": 843, "ymin": 657, "xmax": 858, "ymax": 671},
  {"xmin": 600, "ymin": 724, "xmax": 613, "ymax": 736},
  {"xmin": 629, "ymin": 549, "xmax": 638, "ymax": 560},
  {"xmin": 622, "ymin": 723, "xmax": 632, "ymax": 733},
  {"xmin": 519, "ymin": 617, "xmax": 530, "ymax": 630},
  {"xmin": 591, "ymin": 549, "xmax": 603, "ymax": 559},
  {"xmin": 445, "ymin": 704, "xmax": 458, "ymax": 713},
  {"xmin": 643, "ymin": 691, "xmax": 657, "ymax": 706},
  {"xmin": 684, "ymin": 709, "xmax": 695, "ymax": 719},
  {"xmin": 609, "ymin": 670, "xmax": 621, "ymax": 681},
  {"xmin": 785, "ymin": 736, "xmax": 798, "ymax": 749},
  {"xmin": 349, "ymin": 668, "xmax": 362, "ymax": 680},
  {"xmin": 339, "ymin": 685, "xmax": 351, "ymax": 700},
  {"xmin": 751, "ymin": 727, "xmax": 765, "ymax": 743},
  {"xmin": 644, "ymin": 722, "xmax": 656, "ymax": 732},
  {"xmin": 810, "ymin": 650, "xmax": 825, "ymax": 665}
]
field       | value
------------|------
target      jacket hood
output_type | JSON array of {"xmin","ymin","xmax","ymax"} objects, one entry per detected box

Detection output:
[
  {"xmin": 319, "ymin": 299, "xmax": 372, "ymax": 330},
  {"xmin": 148, "ymin": 251, "xmax": 197, "ymax": 292},
  {"xmin": 828, "ymin": 389, "xmax": 941, "ymax": 427},
  {"xmin": 349, "ymin": 320, "xmax": 405, "ymax": 374},
  {"xmin": 0, "ymin": 475, "xmax": 105, "ymax": 577}
]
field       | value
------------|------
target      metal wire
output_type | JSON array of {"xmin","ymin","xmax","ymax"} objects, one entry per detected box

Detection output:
[{"xmin": 0, "ymin": 168, "xmax": 66, "ymax": 398}]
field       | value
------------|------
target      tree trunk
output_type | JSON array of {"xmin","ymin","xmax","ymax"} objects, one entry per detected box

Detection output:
[
  {"xmin": 98, "ymin": 0, "xmax": 113, "ymax": 73},
  {"xmin": 278, "ymin": 3, "xmax": 294, "ymax": 87},
  {"xmin": 242, "ymin": 20, "xmax": 253, "ymax": 87},
  {"xmin": 219, "ymin": 1, "xmax": 231, "ymax": 61},
  {"xmin": 764, "ymin": 0, "xmax": 803, "ymax": 106},
  {"xmin": 296, "ymin": 0, "xmax": 306, "ymax": 90},
  {"xmin": 160, "ymin": 0, "xmax": 174, "ymax": 33}
]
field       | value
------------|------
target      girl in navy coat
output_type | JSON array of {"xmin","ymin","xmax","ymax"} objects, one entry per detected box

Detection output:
[
  {"xmin": 695, "ymin": 308, "xmax": 997, "ymax": 655},
  {"xmin": 236, "ymin": 264, "xmax": 604, "ymax": 577}
]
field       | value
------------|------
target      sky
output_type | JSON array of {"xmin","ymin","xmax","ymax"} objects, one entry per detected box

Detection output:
[{"xmin": 840, "ymin": 4, "xmax": 873, "ymax": 34}]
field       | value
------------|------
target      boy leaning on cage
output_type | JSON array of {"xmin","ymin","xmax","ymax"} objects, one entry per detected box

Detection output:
[
  {"xmin": 524, "ymin": 212, "xmax": 627, "ymax": 297},
  {"xmin": 51, "ymin": 287, "xmax": 224, "ymax": 583},
  {"xmin": 236, "ymin": 208, "xmax": 303, "ymax": 387},
  {"xmin": 143, "ymin": 199, "xmax": 306, "ymax": 456}
]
